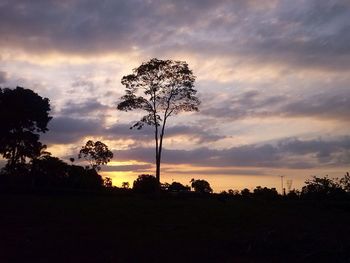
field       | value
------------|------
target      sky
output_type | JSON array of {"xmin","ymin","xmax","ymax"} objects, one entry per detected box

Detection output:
[{"xmin": 1, "ymin": 0, "xmax": 350, "ymax": 192}]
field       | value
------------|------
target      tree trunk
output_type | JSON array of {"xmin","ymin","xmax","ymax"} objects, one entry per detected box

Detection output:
[
  {"xmin": 156, "ymin": 116, "xmax": 167, "ymax": 185},
  {"xmin": 154, "ymin": 122, "xmax": 160, "ymax": 184},
  {"xmin": 156, "ymin": 155, "xmax": 161, "ymax": 183}
]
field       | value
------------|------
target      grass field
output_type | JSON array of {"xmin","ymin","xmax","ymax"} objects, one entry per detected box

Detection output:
[{"xmin": 0, "ymin": 192, "xmax": 349, "ymax": 262}]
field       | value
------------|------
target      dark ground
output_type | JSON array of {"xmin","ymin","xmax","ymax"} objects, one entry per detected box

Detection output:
[{"xmin": 0, "ymin": 192, "xmax": 349, "ymax": 263}]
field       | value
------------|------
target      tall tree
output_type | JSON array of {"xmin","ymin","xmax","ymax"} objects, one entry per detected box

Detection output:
[
  {"xmin": 117, "ymin": 58, "xmax": 200, "ymax": 183},
  {"xmin": 0, "ymin": 87, "xmax": 51, "ymax": 171}
]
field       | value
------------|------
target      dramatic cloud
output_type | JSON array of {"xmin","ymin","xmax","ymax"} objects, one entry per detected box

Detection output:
[
  {"xmin": 41, "ymin": 116, "xmax": 103, "ymax": 144},
  {"xmin": 41, "ymin": 116, "xmax": 225, "ymax": 146},
  {"xmin": 114, "ymin": 136, "xmax": 350, "ymax": 169},
  {"xmin": 102, "ymin": 164, "xmax": 152, "ymax": 172},
  {"xmin": 201, "ymin": 87, "xmax": 350, "ymax": 122},
  {"xmin": 1, "ymin": 0, "xmax": 350, "ymax": 70},
  {"xmin": 60, "ymin": 100, "xmax": 111, "ymax": 116}
]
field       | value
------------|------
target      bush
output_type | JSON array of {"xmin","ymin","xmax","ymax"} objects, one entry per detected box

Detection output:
[
  {"xmin": 301, "ymin": 175, "xmax": 345, "ymax": 200},
  {"xmin": 190, "ymin": 179, "xmax": 213, "ymax": 194},
  {"xmin": 133, "ymin": 174, "xmax": 158, "ymax": 194},
  {"xmin": 168, "ymin": 182, "xmax": 190, "ymax": 192}
]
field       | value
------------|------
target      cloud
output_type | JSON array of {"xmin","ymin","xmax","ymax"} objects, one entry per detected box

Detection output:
[
  {"xmin": 106, "ymin": 123, "xmax": 225, "ymax": 144},
  {"xmin": 113, "ymin": 136, "xmax": 350, "ymax": 169},
  {"xmin": 41, "ymin": 116, "xmax": 103, "ymax": 144},
  {"xmin": 102, "ymin": 164, "xmax": 152, "ymax": 172},
  {"xmin": 0, "ymin": 71, "xmax": 7, "ymax": 83},
  {"xmin": 60, "ymin": 100, "xmax": 111, "ymax": 116},
  {"xmin": 41, "ymin": 114, "xmax": 225, "ymax": 146},
  {"xmin": 1, "ymin": 0, "xmax": 350, "ymax": 71},
  {"xmin": 162, "ymin": 167, "xmax": 266, "ymax": 176},
  {"xmin": 201, "ymin": 87, "xmax": 350, "ymax": 122}
]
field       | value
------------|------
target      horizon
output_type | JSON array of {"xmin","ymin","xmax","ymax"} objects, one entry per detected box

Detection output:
[{"xmin": 1, "ymin": 0, "xmax": 349, "ymax": 192}]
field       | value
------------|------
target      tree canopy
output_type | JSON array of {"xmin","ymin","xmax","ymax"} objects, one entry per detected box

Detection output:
[
  {"xmin": 190, "ymin": 178, "xmax": 213, "ymax": 194},
  {"xmin": 117, "ymin": 58, "xmax": 200, "ymax": 183},
  {"xmin": 0, "ymin": 87, "xmax": 51, "ymax": 171},
  {"xmin": 78, "ymin": 140, "xmax": 113, "ymax": 171}
]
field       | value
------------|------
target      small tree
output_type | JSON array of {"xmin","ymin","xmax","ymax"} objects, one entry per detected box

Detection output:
[
  {"xmin": 190, "ymin": 178, "xmax": 213, "ymax": 194},
  {"xmin": 122, "ymin": 181, "xmax": 130, "ymax": 189},
  {"xmin": 340, "ymin": 172, "xmax": 350, "ymax": 192},
  {"xmin": 78, "ymin": 140, "xmax": 113, "ymax": 171},
  {"xmin": 0, "ymin": 87, "xmax": 51, "ymax": 173},
  {"xmin": 117, "ymin": 58, "xmax": 200, "ymax": 184},
  {"xmin": 133, "ymin": 174, "xmax": 158, "ymax": 194},
  {"xmin": 104, "ymin": 177, "xmax": 113, "ymax": 188},
  {"xmin": 240, "ymin": 188, "xmax": 251, "ymax": 199}
]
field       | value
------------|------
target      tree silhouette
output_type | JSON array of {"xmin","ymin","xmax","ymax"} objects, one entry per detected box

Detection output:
[
  {"xmin": 117, "ymin": 58, "xmax": 200, "ymax": 184},
  {"xmin": 104, "ymin": 177, "xmax": 113, "ymax": 188},
  {"xmin": 340, "ymin": 172, "xmax": 350, "ymax": 192},
  {"xmin": 78, "ymin": 140, "xmax": 113, "ymax": 171},
  {"xmin": 133, "ymin": 174, "xmax": 158, "ymax": 194},
  {"xmin": 190, "ymin": 178, "xmax": 213, "ymax": 194},
  {"xmin": 122, "ymin": 181, "xmax": 130, "ymax": 189},
  {"xmin": 301, "ymin": 175, "xmax": 345, "ymax": 200},
  {"xmin": 240, "ymin": 188, "xmax": 251, "ymax": 198},
  {"xmin": 0, "ymin": 87, "xmax": 51, "ymax": 172},
  {"xmin": 253, "ymin": 186, "xmax": 279, "ymax": 200},
  {"xmin": 168, "ymin": 181, "xmax": 191, "ymax": 192}
]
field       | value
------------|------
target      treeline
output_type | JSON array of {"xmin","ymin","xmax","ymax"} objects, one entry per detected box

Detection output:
[
  {"xmin": 0, "ymin": 87, "xmax": 112, "ymax": 192},
  {"xmin": 218, "ymin": 173, "xmax": 350, "ymax": 201},
  {"xmin": 131, "ymin": 173, "xmax": 350, "ymax": 201},
  {"xmin": 0, "ymin": 156, "xmax": 104, "ymax": 191}
]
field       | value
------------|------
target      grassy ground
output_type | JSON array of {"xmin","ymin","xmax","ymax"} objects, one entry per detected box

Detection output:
[{"xmin": 0, "ymin": 193, "xmax": 349, "ymax": 262}]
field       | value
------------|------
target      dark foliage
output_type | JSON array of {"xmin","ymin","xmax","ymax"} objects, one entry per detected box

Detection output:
[
  {"xmin": 190, "ymin": 178, "xmax": 213, "ymax": 194},
  {"xmin": 30, "ymin": 155, "xmax": 68, "ymax": 187},
  {"xmin": 301, "ymin": 175, "xmax": 346, "ymax": 200},
  {"xmin": 241, "ymin": 188, "xmax": 251, "ymax": 199},
  {"xmin": 122, "ymin": 182, "xmax": 130, "ymax": 189},
  {"xmin": 66, "ymin": 165, "xmax": 103, "ymax": 189},
  {"xmin": 0, "ymin": 87, "xmax": 51, "ymax": 172},
  {"xmin": 133, "ymin": 174, "xmax": 159, "ymax": 194},
  {"xmin": 253, "ymin": 186, "xmax": 279, "ymax": 201},
  {"xmin": 340, "ymin": 172, "xmax": 350, "ymax": 192},
  {"xmin": 78, "ymin": 140, "xmax": 113, "ymax": 171},
  {"xmin": 1, "ymin": 155, "xmax": 104, "ymax": 190},
  {"xmin": 286, "ymin": 189, "xmax": 300, "ymax": 200},
  {"xmin": 104, "ymin": 177, "xmax": 113, "ymax": 188},
  {"xmin": 168, "ymin": 181, "xmax": 191, "ymax": 192}
]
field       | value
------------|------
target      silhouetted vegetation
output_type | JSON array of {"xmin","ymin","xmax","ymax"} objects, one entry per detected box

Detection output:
[
  {"xmin": 168, "ymin": 181, "xmax": 191, "ymax": 192},
  {"xmin": 253, "ymin": 186, "xmax": 279, "ymax": 200},
  {"xmin": 132, "ymin": 174, "xmax": 159, "ymax": 194},
  {"xmin": 122, "ymin": 181, "xmax": 130, "ymax": 189},
  {"xmin": 301, "ymin": 175, "xmax": 346, "ymax": 200},
  {"xmin": 117, "ymin": 58, "xmax": 200, "ymax": 184},
  {"xmin": 190, "ymin": 178, "xmax": 213, "ymax": 194},
  {"xmin": 0, "ymin": 155, "xmax": 104, "ymax": 191},
  {"xmin": 0, "ymin": 87, "xmax": 51, "ymax": 174},
  {"xmin": 103, "ymin": 177, "xmax": 113, "ymax": 188},
  {"xmin": 0, "ymin": 87, "xmax": 107, "ymax": 192},
  {"xmin": 78, "ymin": 140, "xmax": 113, "ymax": 171}
]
